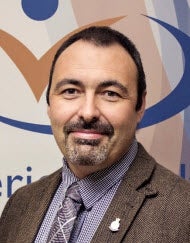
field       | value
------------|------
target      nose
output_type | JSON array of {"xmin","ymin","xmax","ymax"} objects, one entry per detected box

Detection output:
[{"xmin": 77, "ymin": 94, "xmax": 100, "ymax": 122}]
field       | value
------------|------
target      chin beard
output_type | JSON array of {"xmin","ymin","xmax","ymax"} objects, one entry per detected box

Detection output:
[{"xmin": 65, "ymin": 141, "xmax": 109, "ymax": 166}]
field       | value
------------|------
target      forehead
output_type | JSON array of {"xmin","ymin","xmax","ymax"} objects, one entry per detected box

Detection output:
[{"xmin": 52, "ymin": 40, "xmax": 137, "ymax": 85}]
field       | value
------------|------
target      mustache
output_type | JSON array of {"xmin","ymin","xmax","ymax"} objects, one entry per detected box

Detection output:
[{"xmin": 64, "ymin": 119, "xmax": 114, "ymax": 137}]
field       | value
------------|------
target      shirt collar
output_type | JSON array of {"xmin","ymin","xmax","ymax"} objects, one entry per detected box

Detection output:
[
  {"xmin": 62, "ymin": 139, "xmax": 138, "ymax": 210},
  {"xmin": 62, "ymin": 160, "xmax": 79, "ymax": 191}
]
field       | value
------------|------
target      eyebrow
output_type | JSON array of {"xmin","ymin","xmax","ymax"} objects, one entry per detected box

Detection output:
[
  {"xmin": 98, "ymin": 80, "xmax": 128, "ymax": 94},
  {"xmin": 54, "ymin": 78, "xmax": 84, "ymax": 92},
  {"xmin": 54, "ymin": 78, "xmax": 128, "ymax": 94}
]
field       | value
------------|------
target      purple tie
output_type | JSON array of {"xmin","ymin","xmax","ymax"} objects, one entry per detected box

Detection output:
[{"xmin": 47, "ymin": 182, "xmax": 82, "ymax": 243}]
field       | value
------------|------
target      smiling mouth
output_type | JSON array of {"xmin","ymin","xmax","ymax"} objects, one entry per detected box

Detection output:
[
  {"xmin": 64, "ymin": 119, "xmax": 114, "ymax": 140},
  {"xmin": 71, "ymin": 130, "xmax": 104, "ymax": 140},
  {"xmin": 67, "ymin": 129, "xmax": 107, "ymax": 147}
]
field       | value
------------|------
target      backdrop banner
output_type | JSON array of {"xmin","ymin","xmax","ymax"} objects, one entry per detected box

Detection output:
[{"xmin": 1, "ymin": 0, "xmax": 190, "ymax": 213}]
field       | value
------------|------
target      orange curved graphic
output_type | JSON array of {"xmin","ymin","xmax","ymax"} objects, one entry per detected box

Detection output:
[{"xmin": 0, "ymin": 16, "xmax": 125, "ymax": 101}]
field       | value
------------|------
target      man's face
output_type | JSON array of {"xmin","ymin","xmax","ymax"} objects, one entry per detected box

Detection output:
[{"xmin": 48, "ymin": 40, "xmax": 145, "ymax": 177}]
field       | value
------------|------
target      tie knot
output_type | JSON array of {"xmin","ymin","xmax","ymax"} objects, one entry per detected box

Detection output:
[{"xmin": 66, "ymin": 182, "xmax": 82, "ymax": 203}]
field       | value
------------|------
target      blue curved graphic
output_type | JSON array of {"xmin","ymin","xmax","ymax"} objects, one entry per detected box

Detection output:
[
  {"xmin": 21, "ymin": 0, "xmax": 59, "ymax": 21},
  {"xmin": 0, "ymin": 116, "xmax": 52, "ymax": 134},
  {"xmin": 1, "ymin": 16, "xmax": 190, "ymax": 134},
  {"xmin": 139, "ymin": 16, "xmax": 190, "ymax": 128}
]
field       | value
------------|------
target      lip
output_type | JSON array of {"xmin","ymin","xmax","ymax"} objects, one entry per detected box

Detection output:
[{"xmin": 70, "ymin": 130, "xmax": 104, "ymax": 140}]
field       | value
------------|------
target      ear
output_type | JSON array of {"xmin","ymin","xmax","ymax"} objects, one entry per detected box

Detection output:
[{"xmin": 137, "ymin": 91, "xmax": 146, "ymax": 123}]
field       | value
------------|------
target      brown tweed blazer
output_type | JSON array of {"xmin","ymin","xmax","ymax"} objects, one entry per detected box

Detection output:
[{"xmin": 1, "ymin": 144, "xmax": 190, "ymax": 243}]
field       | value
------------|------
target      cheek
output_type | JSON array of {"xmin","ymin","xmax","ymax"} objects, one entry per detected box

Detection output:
[
  {"xmin": 103, "ymin": 105, "xmax": 138, "ymax": 130},
  {"xmin": 48, "ymin": 100, "xmax": 76, "ymax": 125}
]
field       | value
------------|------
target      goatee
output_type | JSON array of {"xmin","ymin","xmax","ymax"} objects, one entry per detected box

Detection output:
[{"xmin": 64, "ymin": 118, "xmax": 114, "ymax": 166}]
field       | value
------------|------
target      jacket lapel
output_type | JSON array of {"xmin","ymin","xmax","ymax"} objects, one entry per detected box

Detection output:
[{"xmin": 91, "ymin": 144, "xmax": 158, "ymax": 243}]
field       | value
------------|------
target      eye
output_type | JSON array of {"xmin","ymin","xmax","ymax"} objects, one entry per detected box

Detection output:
[
  {"xmin": 101, "ymin": 90, "xmax": 121, "ymax": 101},
  {"xmin": 63, "ymin": 88, "xmax": 77, "ymax": 94},
  {"xmin": 61, "ymin": 88, "xmax": 80, "ymax": 99},
  {"xmin": 106, "ymin": 91, "xmax": 119, "ymax": 96}
]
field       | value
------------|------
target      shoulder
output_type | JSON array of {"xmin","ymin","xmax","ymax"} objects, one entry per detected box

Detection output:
[
  {"xmin": 0, "ymin": 168, "xmax": 62, "ymax": 220},
  {"xmin": 154, "ymin": 162, "xmax": 190, "ymax": 204},
  {"xmin": 12, "ymin": 168, "xmax": 62, "ymax": 198},
  {"xmin": 137, "ymin": 142, "xmax": 190, "ymax": 204},
  {"xmin": 0, "ymin": 169, "xmax": 62, "ymax": 241}
]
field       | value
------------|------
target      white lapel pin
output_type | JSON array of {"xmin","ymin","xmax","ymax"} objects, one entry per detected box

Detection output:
[{"xmin": 109, "ymin": 218, "xmax": 120, "ymax": 232}]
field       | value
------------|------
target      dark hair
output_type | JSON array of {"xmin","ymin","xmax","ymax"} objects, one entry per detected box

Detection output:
[{"xmin": 46, "ymin": 26, "xmax": 146, "ymax": 110}]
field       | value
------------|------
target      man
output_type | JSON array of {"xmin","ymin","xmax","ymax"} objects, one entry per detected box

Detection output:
[{"xmin": 0, "ymin": 26, "xmax": 190, "ymax": 243}]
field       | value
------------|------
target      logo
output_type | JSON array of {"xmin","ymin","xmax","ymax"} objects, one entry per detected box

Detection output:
[
  {"xmin": 1, "ymin": 16, "xmax": 190, "ymax": 134},
  {"xmin": 21, "ymin": 0, "xmax": 59, "ymax": 21}
]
